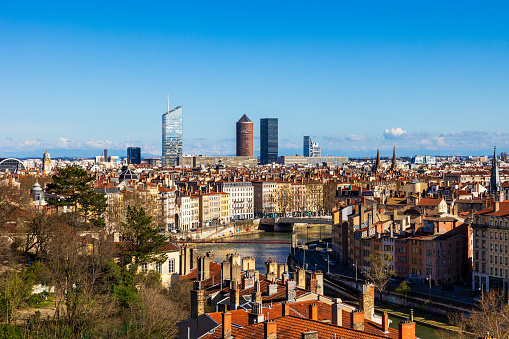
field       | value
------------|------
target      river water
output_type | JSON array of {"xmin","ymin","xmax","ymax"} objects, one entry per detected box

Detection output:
[
  {"xmin": 194, "ymin": 225, "xmax": 330, "ymax": 272},
  {"xmin": 194, "ymin": 225, "xmax": 448, "ymax": 338}
]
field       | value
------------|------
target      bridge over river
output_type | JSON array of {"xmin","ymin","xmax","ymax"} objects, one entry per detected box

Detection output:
[{"xmin": 176, "ymin": 239, "xmax": 291, "ymax": 244}]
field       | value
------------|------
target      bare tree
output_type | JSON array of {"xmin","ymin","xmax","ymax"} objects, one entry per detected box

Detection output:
[{"xmin": 364, "ymin": 251, "xmax": 394, "ymax": 301}]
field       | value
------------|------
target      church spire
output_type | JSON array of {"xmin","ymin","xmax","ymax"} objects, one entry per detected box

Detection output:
[
  {"xmin": 391, "ymin": 145, "xmax": 397, "ymax": 171},
  {"xmin": 489, "ymin": 146, "xmax": 503, "ymax": 201},
  {"xmin": 372, "ymin": 149, "xmax": 381, "ymax": 173}
]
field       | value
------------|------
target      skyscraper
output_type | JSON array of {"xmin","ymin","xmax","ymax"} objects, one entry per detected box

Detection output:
[
  {"xmin": 303, "ymin": 136, "xmax": 321, "ymax": 157},
  {"xmin": 127, "ymin": 147, "xmax": 141, "ymax": 165},
  {"xmin": 236, "ymin": 114, "xmax": 253, "ymax": 157},
  {"xmin": 260, "ymin": 118, "xmax": 278, "ymax": 164},
  {"xmin": 162, "ymin": 106, "xmax": 183, "ymax": 166}
]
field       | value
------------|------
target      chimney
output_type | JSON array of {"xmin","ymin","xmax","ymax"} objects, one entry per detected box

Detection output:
[
  {"xmin": 230, "ymin": 280, "xmax": 240, "ymax": 310},
  {"xmin": 494, "ymin": 201, "xmax": 500, "ymax": 212},
  {"xmin": 242, "ymin": 276, "xmax": 254, "ymax": 289},
  {"xmin": 286, "ymin": 280, "xmax": 297, "ymax": 302},
  {"xmin": 221, "ymin": 261, "xmax": 231, "ymax": 287},
  {"xmin": 331, "ymin": 298, "xmax": 343, "ymax": 326},
  {"xmin": 190, "ymin": 281, "xmax": 206, "ymax": 318},
  {"xmin": 359, "ymin": 283, "xmax": 374, "ymax": 321},
  {"xmin": 222, "ymin": 311, "xmax": 232, "ymax": 339},
  {"xmin": 252, "ymin": 280, "xmax": 262, "ymax": 304},
  {"xmin": 242, "ymin": 257, "xmax": 256, "ymax": 271},
  {"xmin": 231, "ymin": 265, "xmax": 241, "ymax": 284},
  {"xmin": 295, "ymin": 268, "xmax": 306, "ymax": 289},
  {"xmin": 301, "ymin": 331, "xmax": 318, "ymax": 339},
  {"xmin": 278, "ymin": 263, "xmax": 288, "ymax": 279},
  {"xmin": 398, "ymin": 320, "xmax": 415, "ymax": 339},
  {"xmin": 282, "ymin": 302, "xmax": 290, "ymax": 316},
  {"xmin": 248, "ymin": 302, "xmax": 265, "ymax": 324},
  {"xmin": 308, "ymin": 303, "xmax": 318, "ymax": 321},
  {"xmin": 282, "ymin": 273, "xmax": 290, "ymax": 285},
  {"xmin": 179, "ymin": 246, "xmax": 191, "ymax": 276},
  {"xmin": 351, "ymin": 309, "xmax": 365, "ymax": 331},
  {"xmin": 268, "ymin": 283, "xmax": 278, "ymax": 296},
  {"xmin": 267, "ymin": 272, "xmax": 277, "ymax": 282},
  {"xmin": 382, "ymin": 312, "xmax": 389, "ymax": 333},
  {"xmin": 197, "ymin": 256, "xmax": 210, "ymax": 281},
  {"xmin": 264, "ymin": 320, "xmax": 277, "ymax": 339},
  {"xmin": 410, "ymin": 309, "xmax": 414, "ymax": 322}
]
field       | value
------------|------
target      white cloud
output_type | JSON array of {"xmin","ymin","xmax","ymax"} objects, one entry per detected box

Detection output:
[
  {"xmin": 383, "ymin": 128, "xmax": 408, "ymax": 139},
  {"xmin": 345, "ymin": 134, "xmax": 366, "ymax": 142},
  {"xmin": 84, "ymin": 139, "xmax": 117, "ymax": 149}
]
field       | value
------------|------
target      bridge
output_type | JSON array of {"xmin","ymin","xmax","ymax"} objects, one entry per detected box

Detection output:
[
  {"xmin": 176, "ymin": 239, "xmax": 291, "ymax": 245},
  {"xmin": 258, "ymin": 216, "xmax": 332, "ymax": 232}
]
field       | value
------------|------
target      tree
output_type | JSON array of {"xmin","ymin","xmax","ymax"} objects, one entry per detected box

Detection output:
[
  {"xmin": 118, "ymin": 206, "xmax": 169, "ymax": 268},
  {"xmin": 364, "ymin": 251, "xmax": 394, "ymax": 301},
  {"xmin": 395, "ymin": 281, "xmax": 411, "ymax": 304},
  {"xmin": 46, "ymin": 164, "xmax": 107, "ymax": 228},
  {"xmin": 0, "ymin": 267, "xmax": 36, "ymax": 323}
]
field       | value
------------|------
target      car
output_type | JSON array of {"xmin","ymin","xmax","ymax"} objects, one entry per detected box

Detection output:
[
  {"xmin": 329, "ymin": 261, "xmax": 336, "ymax": 266},
  {"xmin": 403, "ymin": 279, "xmax": 415, "ymax": 285}
]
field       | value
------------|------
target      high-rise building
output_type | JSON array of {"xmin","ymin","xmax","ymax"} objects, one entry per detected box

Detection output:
[
  {"xmin": 162, "ymin": 106, "xmax": 183, "ymax": 166},
  {"xmin": 104, "ymin": 149, "xmax": 108, "ymax": 162},
  {"xmin": 502, "ymin": 152, "xmax": 508, "ymax": 162},
  {"xmin": 127, "ymin": 147, "xmax": 141, "ymax": 165},
  {"xmin": 236, "ymin": 114, "xmax": 253, "ymax": 157},
  {"xmin": 303, "ymin": 136, "xmax": 321, "ymax": 157},
  {"xmin": 260, "ymin": 118, "xmax": 278, "ymax": 164}
]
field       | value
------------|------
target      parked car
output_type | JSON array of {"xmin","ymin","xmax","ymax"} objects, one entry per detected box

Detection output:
[{"xmin": 403, "ymin": 279, "xmax": 416, "ymax": 285}]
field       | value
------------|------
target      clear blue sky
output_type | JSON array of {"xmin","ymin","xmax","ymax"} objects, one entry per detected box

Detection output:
[{"xmin": 1, "ymin": 1, "xmax": 509, "ymax": 158}]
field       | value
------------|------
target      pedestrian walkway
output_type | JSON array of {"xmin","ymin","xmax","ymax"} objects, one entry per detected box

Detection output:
[{"xmin": 375, "ymin": 304, "xmax": 464, "ymax": 334}]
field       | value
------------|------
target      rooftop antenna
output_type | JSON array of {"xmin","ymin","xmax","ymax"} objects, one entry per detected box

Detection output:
[{"xmin": 167, "ymin": 94, "xmax": 170, "ymax": 113}]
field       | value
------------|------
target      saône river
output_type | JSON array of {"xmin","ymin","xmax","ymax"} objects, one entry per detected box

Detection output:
[{"xmin": 194, "ymin": 224, "xmax": 447, "ymax": 339}]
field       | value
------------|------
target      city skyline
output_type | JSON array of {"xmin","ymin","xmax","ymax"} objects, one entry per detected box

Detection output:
[{"xmin": 2, "ymin": 2, "xmax": 509, "ymax": 158}]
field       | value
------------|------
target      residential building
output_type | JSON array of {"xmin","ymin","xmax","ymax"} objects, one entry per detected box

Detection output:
[
  {"xmin": 217, "ymin": 180, "xmax": 254, "ymax": 220},
  {"xmin": 260, "ymin": 118, "xmax": 278, "ymax": 164},
  {"xmin": 252, "ymin": 180, "xmax": 277, "ymax": 217},
  {"xmin": 162, "ymin": 106, "xmax": 183, "ymax": 166}
]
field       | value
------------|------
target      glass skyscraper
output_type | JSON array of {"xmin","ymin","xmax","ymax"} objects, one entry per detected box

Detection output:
[
  {"xmin": 260, "ymin": 118, "xmax": 278, "ymax": 164},
  {"xmin": 127, "ymin": 147, "xmax": 141, "ymax": 164},
  {"xmin": 162, "ymin": 106, "xmax": 183, "ymax": 166}
]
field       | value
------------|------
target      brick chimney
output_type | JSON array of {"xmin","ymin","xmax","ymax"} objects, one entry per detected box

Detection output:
[
  {"xmin": 230, "ymin": 280, "xmax": 240, "ymax": 310},
  {"xmin": 382, "ymin": 312, "xmax": 389, "ymax": 333},
  {"xmin": 308, "ymin": 303, "xmax": 318, "ymax": 320},
  {"xmin": 331, "ymin": 298, "xmax": 343, "ymax": 326},
  {"xmin": 359, "ymin": 283, "xmax": 374, "ymax": 320},
  {"xmin": 222, "ymin": 311, "xmax": 232, "ymax": 339},
  {"xmin": 351, "ymin": 309, "xmax": 365, "ymax": 331},
  {"xmin": 282, "ymin": 302, "xmax": 290, "ymax": 316},
  {"xmin": 301, "ymin": 331, "xmax": 318, "ymax": 339},
  {"xmin": 398, "ymin": 320, "xmax": 415, "ymax": 339},
  {"xmin": 190, "ymin": 281, "xmax": 205, "ymax": 318},
  {"xmin": 264, "ymin": 320, "xmax": 277, "ymax": 339},
  {"xmin": 252, "ymin": 280, "xmax": 262, "ymax": 304}
]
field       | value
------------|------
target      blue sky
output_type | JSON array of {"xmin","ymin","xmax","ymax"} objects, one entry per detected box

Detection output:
[{"xmin": 1, "ymin": 1, "xmax": 509, "ymax": 158}]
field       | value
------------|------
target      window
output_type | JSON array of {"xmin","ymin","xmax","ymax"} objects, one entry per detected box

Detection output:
[
  {"xmin": 156, "ymin": 262, "xmax": 162, "ymax": 274},
  {"xmin": 168, "ymin": 259, "xmax": 175, "ymax": 274},
  {"xmin": 141, "ymin": 262, "xmax": 148, "ymax": 272},
  {"xmin": 490, "ymin": 255, "xmax": 493, "ymax": 263}
]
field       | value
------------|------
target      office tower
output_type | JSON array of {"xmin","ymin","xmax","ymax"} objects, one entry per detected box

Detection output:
[
  {"xmin": 236, "ymin": 114, "xmax": 253, "ymax": 157},
  {"xmin": 500, "ymin": 152, "xmax": 506, "ymax": 162},
  {"xmin": 303, "ymin": 136, "xmax": 321, "ymax": 157},
  {"xmin": 104, "ymin": 149, "xmax": 108, "ymax": 162},
  {"xmin": 127, "ymin": 147, "xmax": 141, "ymax": 165},
  {"xmin": 260, "ymin": 118, "xmax": 278, "ymax": 164},
  {"xmin": 162, "ymin": 105, "xmax": 183, "ymax": 166}
]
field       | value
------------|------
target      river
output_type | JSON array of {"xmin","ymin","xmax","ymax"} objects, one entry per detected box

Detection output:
[
  {"xmin": 194, "ymin": 225, "xmax": 330, "ymax": 272},
  {"xmin": 194, "ymin": 225, "xmax": 448, "ymax": 339}
]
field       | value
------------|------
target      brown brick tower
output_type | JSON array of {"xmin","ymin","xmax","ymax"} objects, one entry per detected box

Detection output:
[{"xmin": 236, "ymin": 114, "xmax": 253, "ymax": 156}]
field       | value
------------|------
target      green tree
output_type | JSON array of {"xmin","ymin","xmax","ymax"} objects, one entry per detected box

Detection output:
[
  {"xmin": 46, "ymin": 164, "xmax": 107, "ymax": 228},
  {"xmin": 395, "ymin": 281, "xmax": 411, "ymax": 304},
  {"xmin": 0, "ymin": 266, "xmax": 38, "ymax": 323},
  {"xmin": 118, "ymin": 206, "xmax": 169, "ymax": 268}
]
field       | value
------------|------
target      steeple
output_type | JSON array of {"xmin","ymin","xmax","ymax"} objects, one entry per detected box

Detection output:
[
  {"xmin": 391, "ymin": 145, "xmax": 397, "ymax": 171},
  {"xmin": 489, "ymin": 146, "xmax": 503, "ymax": 201},
  {"xmin": 372, "ymin": 149, "xmax": 381, "ymax": 173}
]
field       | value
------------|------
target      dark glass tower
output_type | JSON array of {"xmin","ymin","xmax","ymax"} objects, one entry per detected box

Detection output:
[
  {"xmin": 127, "ymin": 147, "xmax": 141, "ymax": 165},
  {"xmin": 260, "ymin": 118, "xmax": 278, "ymax": 164}
]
